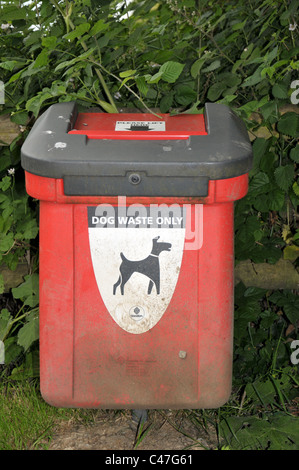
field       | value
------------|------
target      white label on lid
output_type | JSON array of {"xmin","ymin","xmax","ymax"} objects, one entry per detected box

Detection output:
[{"xmin": 115, "ymin": 121, "xmax": 165, "ymax": 131}]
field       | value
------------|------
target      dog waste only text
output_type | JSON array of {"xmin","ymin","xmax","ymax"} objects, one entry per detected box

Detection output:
[
  {"xmin": 90, "ymin": 215, "xmax": 184, "ymax": 227},
  {"xmin": 88, "ymin": 202, "xmax": 186, "ymax": 229}
]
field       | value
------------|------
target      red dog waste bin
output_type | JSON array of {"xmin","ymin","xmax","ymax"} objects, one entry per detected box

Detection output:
[{"xmin": 21, "ymin": 102, "xmax": 252, "ymax": 409}]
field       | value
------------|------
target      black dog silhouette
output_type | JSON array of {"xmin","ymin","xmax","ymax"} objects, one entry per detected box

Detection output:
[{"xmin": 113, "ymin": 236, "xmax": 172, "ymax": 295}]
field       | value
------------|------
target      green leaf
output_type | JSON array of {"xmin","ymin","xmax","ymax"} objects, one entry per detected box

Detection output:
[
  {"xmin": 90, "ymin": 19, "xmax": 109, "ymax": 36},
  {"xmin": 274, "ymin": 165, "xmax": 294, "ymax": 191},
  {"xmin": 232, "ymin": 19, "xmax": 247, "ymax": 31},
  {"xmin": 261, "ymin": 65, "xmax": 275, "ymax": 79},
  {"xmin": 25, "ymin": 82, "xmax": 66, "ymax": 117},
  {"xmin": 0, "ymin": 232, "xmax": 14, "ymax": 253},
  {"xmin": 260, "ymin": 101, "xmax": 277, "ymax": 121},
  {"xmin": 265, "ymin": 46, "xmax": 278, "ymax": 65},
  {"xmin": 119, "ymin": 76, "xmax": 133, "ymax": 89},
  {"xmin": 3, "ymin": 336, "xmax": 22, "ymax": 364},
  {"xmin": 290, "ymin": 147, "xmax": 299, "ymax": 163},
  {"xmin": 235, "ymin": 215, "xmax": 261, "ymax": 244},
  {"xmin": 119, "ymin": 69, "xmax": 136, "ymax": 78},
  {"xmin": 246, "ymin": 377, "xmax": 277, "ymax": 406},
  {"xmin": 277, "ymin": 112, "xmax": 299, "ymax": 137},
  {"xmin": 252, "ymin": 188, "xmax": 285, "ymax": 212},
  {"xmin": 239, "ymin": 100, "xmax": 260, "ymax": 116},
  {"xmin": 0, "ymin": 176, "xmax": 11, "ymax": 192},
  {"xmin": 232, "ymin": 59, "xmax": 243, "ymax": 74},
  {"xmin": 8, "ymin": 70, "xmax": 26, "ymax": 84},
  {"xmin": 218, "ymin": 72, "xmax": 242, "ymax": 87},
  {"xmin": 0, "ymin": 61, "xmax": 25, "ymax": 72},
  {"xmin": 242, "ymin": 66, "xmax": 263, "ymax": 87},
  {"xmin": 180, "ymin": 100, "xmax": 201, "ymax": 114},
  {"xmin": 12, "ymin": 274, "xmax": 39, "ymax": 308},
  {"xmin": 220, "ymin": 413, "xmax": 299, "ymax": 450},
  {"xmin": 0, "ymin": 5, "xmax": 34, "ymax": 20},
  {"xmin": 0, "ymin": 274, "xmax": 4, "ymax": 295},
  {"xmin": 16, "ymin": 218, "xmax": 39, "ymax": 241},
  {"xmin": 42, "ymin": 36, "xmax": 57, "ymax": 49},
  {"xmin": 135, "ymin": 76, "xmax": 148, "ymax": 97},
  {"xmin": 159, "ymin": 61, "xmax": 185, "ymax": 83},
  {"xmin": 282, "ymin": 296, "xmax": 299, "ymax": 325},
  {"xmin": 269, "ymin": 188, "xmax": 285, "ymax": 211},
  {"xmin": 190, "ymin": 57, "xmax": 207, "ymax": 78},
  {"xmin": 253, "ymin": 194, "xmax": 269, "ymax": 212},
  {"xmin": 65, "ymin": 23, "xmax": 91, "ymax": 41},
  {"xmin": 26, "ymin": 92, "xmax": 52, "ymax": 117},
  {"xmin": 272, "ymin": 83, "xmax": 288, "ymax": 99},
  {"xmin": 284, "ymin": 245, "xmax": 299, "ymax": 261},
  {"xmin": 160, "ymin": 93, "xmax": 174, "ymax": 113},
  {"xmin": 24, "ymin": 31, "xmax": 43, "ymax": 47},
  {"xmin": 33, "ymin": 49, "xmax": 49, "ymax": 68},
  {"xmin": 292, "ymin": 181, "xmax": 299, "ymax": 196},
  {"xmin": 269, "ymin": 291, "xmax": 299, "ymax": 324},
  {"xmin": 175, "ymin": 84, "xmax": 197, "ymax": 106},
  {"xmin": 17, "ymin": 313, "xmax": 39, "ymax": 352},
  {"xmin": 259, "ymin": 152, "xmax": 277, "ymax": 174},
  {"xmin": 11, "ymin": 349, "xmax": 39, "ymax": 379},
  {"xmin": 253, "ymin": 229, "xmax": 263, "ymax": 242},
  {"xmin": 146, "ymin": 70, "xmax": 163, "ymax": 84},
  {"xmin": 55, "ymin": 60, "xmax": 76, "ymax": 72},
  {"xmin": 249, "ymin": 172, "xmax": 269, "ymax": 195},
  {"xmin": 0, "ymin": 309, "xmax": 13, "ymax": 341},
  {"xmin": 252, "ymin": 138, "xmax": 270, "ymax": 169},
  {"xmin": 202, "ymin": 59, "xmax": 221, "ymax": 73},
  {"xmin": 54, "ymin": 48, "xmax": 96, "ymax": 72},
  {"xmin": 241, "ymin": 43, "xmax": 254, "ymax": 59},
  {"xmin": 10, "ymin": 111, "xmax": 29, "ymax": 125},
  {"xmin": 207, "ymin": 81, "xmax": 226, "ymax": 101},
  {"xmin": 244, "ymin": 286, "xmax": 267, "ymax": 298}
]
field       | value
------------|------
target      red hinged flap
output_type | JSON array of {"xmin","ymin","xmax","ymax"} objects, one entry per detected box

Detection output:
[{"xmin": 68, "ymin": 113, "xmax": 207, "ymax": 140}]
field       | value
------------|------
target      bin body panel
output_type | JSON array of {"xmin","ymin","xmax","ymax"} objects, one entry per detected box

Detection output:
[
  {"xmin": 21, "ymin": 103, "xmax": 252, "ymax": 409},
  {"xmin": 38, "ymin": 191, "xmax": 235, "ymax": 409}
]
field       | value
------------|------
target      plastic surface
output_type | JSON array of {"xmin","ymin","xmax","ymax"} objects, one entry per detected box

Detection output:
[
  {"xmin": 27, "ymin": 174, "xmax": 249, "ymax": 409},
  {"xmin": 21, "ymin": 102, "xmax": 252, "ymax": 197},
  {"xmin": 69, "ymin": 111, "xmax": 207, "ymax": 140},
  {"xmin": 21, "ymin": 103, "xmax": 252, "ymax": 409}
]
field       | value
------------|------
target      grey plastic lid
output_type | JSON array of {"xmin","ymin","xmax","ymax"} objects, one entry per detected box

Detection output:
[{"xmin": 21, "ymin": 102, "xmax": 252, "ymax": 197}]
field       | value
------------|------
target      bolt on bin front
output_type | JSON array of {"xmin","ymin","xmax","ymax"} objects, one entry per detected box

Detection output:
[{"xmin": 21, "ymin": 102, "xmax": 252, "ymax": 409}]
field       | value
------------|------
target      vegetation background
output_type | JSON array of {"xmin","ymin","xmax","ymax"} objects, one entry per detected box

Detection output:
[{"xmin": 0, "ymin": 0, "xmax": 298, "ymax": 450}]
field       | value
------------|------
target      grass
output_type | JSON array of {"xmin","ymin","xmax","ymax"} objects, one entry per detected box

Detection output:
[
  {"xmin": 0, "ymin": 380, "xmax": 96, "ymax": 450},
  {"xmin": 0, "ymin": 373, "xmax": 298, "ymax": 450}
]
